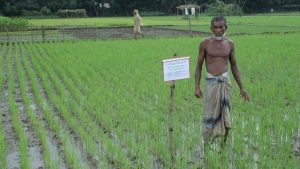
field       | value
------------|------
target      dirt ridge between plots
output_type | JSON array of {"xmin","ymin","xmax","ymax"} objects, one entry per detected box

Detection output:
[
  {"xmin": 63, "ymin": 26, "xmax": 210, "ymax": 40},
  {"xmin": 2, "ymin": 26, "xmax": 300, "ymax": 43}
]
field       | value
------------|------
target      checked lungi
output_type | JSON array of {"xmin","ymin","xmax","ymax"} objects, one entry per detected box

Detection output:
[{"xmin": 202, "ymin": 71, "xmax": 232, "ymax": 141}]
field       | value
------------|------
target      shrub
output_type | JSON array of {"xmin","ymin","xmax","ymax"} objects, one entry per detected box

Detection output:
[
  {"xmin": 41, "ymin": 6, "xmax": 52, "ymax": 16},
  {"xmin": 206, "ymin": 0, "xmax": 243, "ymax": 16},
  {"xmin": 21, "ymin": 10, "xmax": 42, "ymax": 16},
  {"xmin": 56, "ymin": 9, "xmax": 87, "ymax": 18},
  {"xmin": 140, "ymin": 11, "xmax": 166, "ymax": 16},
  {"xmin": 0, "ymin": 17, "xmax": 28, "ymax": 31}
]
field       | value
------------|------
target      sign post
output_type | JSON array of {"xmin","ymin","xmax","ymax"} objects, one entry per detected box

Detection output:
[{"xmin": 162, "ymin": 54, "xmax": 190, "ymax": 168}]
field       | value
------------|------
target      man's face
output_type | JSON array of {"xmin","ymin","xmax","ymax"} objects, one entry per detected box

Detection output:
[{"xmin": 211, "ymin": 21, "xmax": 227, "ymax": 37}]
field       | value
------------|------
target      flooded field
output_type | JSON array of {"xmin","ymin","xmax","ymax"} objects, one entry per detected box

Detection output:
[{"xmin": 0, "ymin": 32, "xmax": 299, "ymax": 168}]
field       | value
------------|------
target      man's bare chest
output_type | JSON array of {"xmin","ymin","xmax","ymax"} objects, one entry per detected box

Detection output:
[{"xmin": 206, "ymin": 43, "xmax": 231, "ymax": 58}]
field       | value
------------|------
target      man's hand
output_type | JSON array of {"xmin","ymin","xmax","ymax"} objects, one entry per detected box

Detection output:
[
  {"xmin": 195, "ymin": 87, "xmax": 203, "ymax": 98},
  {"xmin": 240, "ymin": 89, "xmax": 250, "ymax": 101}
]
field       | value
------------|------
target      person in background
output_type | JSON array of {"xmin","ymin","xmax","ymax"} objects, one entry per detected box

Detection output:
[
  {"xmin": 133, "ymin": 9, "xmax": 143, "ymax": 38},
  {"xmin": 195, "ymin": 16, "xmax": 250, "ymax": 144}
]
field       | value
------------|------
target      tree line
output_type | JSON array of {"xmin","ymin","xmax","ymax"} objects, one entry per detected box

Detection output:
[{"xmin": 1, "ymin": 0, "xmax": 299, "ymax": 17}]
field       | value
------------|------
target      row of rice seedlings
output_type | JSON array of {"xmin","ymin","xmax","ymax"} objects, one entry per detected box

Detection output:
[
  {"xmin": 40, "ymin": 41, "xmax": 156, "ymax": 168},
  {"xmin": 27, "ymin": 43, "xmax": 93, "ymax": 169},
  {"xmin": 7, "ymin": 43, "xmax": 30, "ymax": 169},
  {"xmin": 27, "ymin": 42, "xmax": 120, "ymax": 168},
  {"xmin": 77, "ymin": 40, "xmax": 194, "ymax": 167},
  {"xmin": 38, "ymin": 40, "xmax": 193, "ymax": 168},
  {"xmin": 21, "ymin": 43, "xmax": 85, "ymax": 169},
  {"xmin": 95, "ymin": 43, "xmax": 171, "ymax": 167},
  {"xmin": 28, "ymin": 43, "xmax": 100, "ymax": 164},
  {"xmin": 39, "ymin": 42, "xmax": 137, "ymax": 150},
  {"xmin": 61, "ymin": 42, "xmax": 148, "ymax": 166},
  {"xmin": 14, "ymin": 43, "xmax": 54, "ymax": 168},
  {"xmin": 78, "ymin": 42, "xmax": 164, "ymax": 166},
  {"xmin": 20, "ymin": 44, "xmax": 63, "ymax": 169},
  {"xmin": 0, "ymin": 44, "xmax": 7, "ymax": 168},
  {"xmin": 31, "ymin": 42, "xmax": 129, "ymax": 168}
]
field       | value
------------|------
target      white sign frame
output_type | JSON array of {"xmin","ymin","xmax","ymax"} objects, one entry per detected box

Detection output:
[{"xmin": 162, "ymin": 57, "xmax": 190, "ymax": 82}]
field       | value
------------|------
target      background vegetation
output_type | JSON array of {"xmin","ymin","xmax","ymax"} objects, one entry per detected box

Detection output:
[{"xmin": 1, "ymin": 0, "xmax": 299, "ymax": 17}]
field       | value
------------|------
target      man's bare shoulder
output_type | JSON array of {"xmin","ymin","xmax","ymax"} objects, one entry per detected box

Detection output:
[
  {"xmin": 225, "ymin": 38, "xmax": 234, "ymax": 46},
  {"xmin": 200, "ymin": 37, "xmax": 211, "ymax": 46}
]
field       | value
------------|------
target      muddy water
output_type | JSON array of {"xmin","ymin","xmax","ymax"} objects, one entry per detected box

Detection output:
[
  {"xmin": 253, "ymin": 116, "xmax": 260, "ymax": 169},
  {"xmin": 293, "ymin": 116, "xmax": 300, "ymax": 157},
  {"xmin": 46, "ymin": 137, "xmax": 67, "ymax": 169}
]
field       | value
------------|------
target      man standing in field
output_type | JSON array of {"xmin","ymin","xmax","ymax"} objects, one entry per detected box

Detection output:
[
  {"xmin": 195, "ymin": 16, "xmax": 249, "ymax": 143},
  {"xmin": 133, "ymin": 9, "xmax": 143, "ymax": 38}
]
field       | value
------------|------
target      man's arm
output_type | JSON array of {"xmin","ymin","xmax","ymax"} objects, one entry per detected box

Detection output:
[
  {"xmin": 229, "ymin": 41, "xmax": 250, "ymax": 101},
  {"xmin": 195, "ymin": 40, "xmax": 206, "ymax": 98}
]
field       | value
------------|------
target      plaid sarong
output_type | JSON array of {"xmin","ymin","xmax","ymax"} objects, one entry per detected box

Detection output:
[{"xmin": 202, "ymin": 71, "xmax": 232, "ymax": 141}]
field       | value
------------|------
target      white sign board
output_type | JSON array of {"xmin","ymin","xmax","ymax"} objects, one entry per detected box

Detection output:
[{"xmin": 162, "ymin": 57, "xmax": 190, "ymax": 82}]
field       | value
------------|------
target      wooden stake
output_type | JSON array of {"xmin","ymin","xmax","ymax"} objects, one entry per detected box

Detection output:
[
  {"xmin": 168, "ymin": 80, "xmax": 175, "ymax": 168},
  {"xmin": 168, "ymin": 53, "xmax": 177, "ymax": 168}
]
